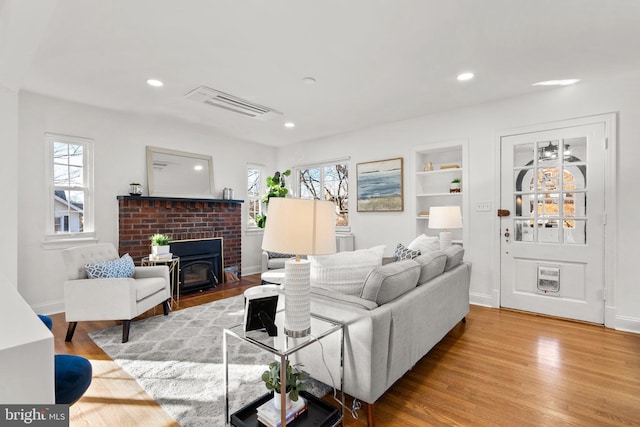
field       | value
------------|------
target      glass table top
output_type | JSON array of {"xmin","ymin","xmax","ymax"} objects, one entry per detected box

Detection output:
[{"xmin": 224, "ymin": 310, "xmax": 342, "ymax": 356}]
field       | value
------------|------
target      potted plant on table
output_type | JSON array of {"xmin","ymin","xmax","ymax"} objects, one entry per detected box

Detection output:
[
  {"xmin": 256, "ymin": 169, "xmax": 291, "ymax": 228},
  {"xmin": 150, "ymin": 233, "xmax": 172, "ymax": 257},
  {"xmin": 261, "ymin": 360, "xmax": 308, "ymax": 409}
]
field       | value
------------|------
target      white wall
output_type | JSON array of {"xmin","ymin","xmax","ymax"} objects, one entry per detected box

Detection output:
[
  {"xmin": 278, "ymin": 69, "xmax": 640, "ymax": 333},
  {"xmin": 18, "ymin": 92, "xmax": 276, "ymax": 313},
  {"xmin": 0, "ymin": 87, "xmax": 18, "ymax": 287}
]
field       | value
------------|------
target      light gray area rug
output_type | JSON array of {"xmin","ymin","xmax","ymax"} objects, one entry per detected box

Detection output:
[{"xmin": 89, "ymin": 295, "xmax": 330, "ymax": 427}]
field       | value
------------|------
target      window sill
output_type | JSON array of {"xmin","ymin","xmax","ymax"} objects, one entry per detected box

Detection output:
[
  {"xmin": 245, "ymin": 227, "xmax": 264, "ymax": 236},
  {"xmin": 41, "ymin": 234, "xmax": 98, "ymax": 250}
]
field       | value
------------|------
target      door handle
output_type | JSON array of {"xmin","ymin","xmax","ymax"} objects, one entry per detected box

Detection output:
[{"xmin": 497, "ymin": 209, "xmax": 510, "ymax": 217}]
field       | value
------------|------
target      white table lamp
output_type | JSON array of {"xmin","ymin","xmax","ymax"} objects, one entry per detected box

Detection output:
[
  {"xmin": 428, "ymin": 206, "xmax": 462, "ymax": 250},
  {"xmin": 261, "ymin": 198, "xmax": 336, "ymax": 337}
]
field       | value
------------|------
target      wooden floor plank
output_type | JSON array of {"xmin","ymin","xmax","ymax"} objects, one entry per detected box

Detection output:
[{"xmin": 47, "ymin": 274, "xmax": 640, "ymax": 426}]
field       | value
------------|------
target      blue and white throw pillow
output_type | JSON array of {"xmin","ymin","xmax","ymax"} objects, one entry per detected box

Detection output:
[
  {"xmin": 86, "ymin": 254, "xmax": 136, "ymax": 279},
  {"xmin": 394, "ymin": 243, "xmax": 421, "ymax": 261}
]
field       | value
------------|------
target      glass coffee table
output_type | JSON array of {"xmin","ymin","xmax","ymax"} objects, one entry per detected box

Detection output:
[{"xmin": 223, "ymin": 310, "xmax": 344, "ymax": 426}]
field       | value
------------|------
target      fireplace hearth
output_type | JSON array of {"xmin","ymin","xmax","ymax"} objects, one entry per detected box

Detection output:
[{"xmin": 171, "ymin": 238, "xmax": 223, "ymax": 294}]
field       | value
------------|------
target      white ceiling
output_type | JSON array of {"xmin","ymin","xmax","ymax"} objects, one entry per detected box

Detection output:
[{"xmin": 4, "ymin": 0, "xmax": 640, "ymax": 146}]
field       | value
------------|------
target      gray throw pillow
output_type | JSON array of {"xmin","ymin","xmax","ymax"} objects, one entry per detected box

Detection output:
[
  {"xmin": 444, "ymin": 245, "xmax": 465, "ymax": 271},
  {"xmin": 394, "ymin": 243, "xmax": 421, "ymax": 261},
  {"xmin": 414, "ymin": 250, "xmax": 447, "ymax": 284},
  {"xmin": 360, "ymin": 260, "xmax": 420, "ymax": 305}
]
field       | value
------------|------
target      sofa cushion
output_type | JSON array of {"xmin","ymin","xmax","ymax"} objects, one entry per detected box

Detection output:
[
  {"xmin": 310, "ymin": 287, "xmax": 379, "ymax": 311},
  {"xmin": 309, "ymin": 245, "xmax": 385, "ymax": 296},
  {"xmin": 360, "ymin": 260, "xmax": 420, "ymax": 305},
  {"xmin": 393, "ymin": 243, "xmax": 421, "ymax": 261},
  {"xmin": 444, "ymin": 245, "xmax": 465, "ymax": 271},
  {"xmin": 85, "ymin": 254, "xmax": 135, "ymax": 279},
  {"xmin": 407, "ymin": 234, "xmax": 440, "ymax": 254},
  {"xmin": 414, "ymin": 250, "xmax": 447, "ymax": 284}
]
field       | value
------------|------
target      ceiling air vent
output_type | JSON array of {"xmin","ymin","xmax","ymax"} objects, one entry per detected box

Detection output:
[{"xmin": 184, "ymin": 86, "xmax": 282, "ymax": 121}]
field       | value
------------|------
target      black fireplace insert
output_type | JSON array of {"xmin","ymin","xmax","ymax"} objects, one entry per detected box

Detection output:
[{"xmin": 170, "ymin": 239, "xmax": 222, "ymax": 294}]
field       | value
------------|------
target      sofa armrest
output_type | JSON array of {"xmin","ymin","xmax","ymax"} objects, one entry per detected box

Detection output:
[
  {"xmin": 292, "ymin": 294, "xmax": 392, "ymax": 404},
  {"xmin": 261, "ymin": 251, "xmax": 269, "ymax": 272},
  {"xmin": 134, "ymin": 265, "xmax": 170, "ymax": 293},
  {"xmin": 64, "ymin": 278, "xmax": 137, "ymax": 322}
]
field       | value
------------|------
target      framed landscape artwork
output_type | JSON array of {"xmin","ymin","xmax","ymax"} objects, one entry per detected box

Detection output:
[{"xmin": 357, "ymin": 157, "xmax": 404, "ymax": 212}]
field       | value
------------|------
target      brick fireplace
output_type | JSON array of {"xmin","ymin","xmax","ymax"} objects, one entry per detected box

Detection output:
[{"xmin": 117, "ymin": 196, "xmax": 242, "ymax": 280}]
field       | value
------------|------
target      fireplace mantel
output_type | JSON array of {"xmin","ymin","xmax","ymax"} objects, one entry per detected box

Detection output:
[{"xmin": 117, "ymin": 195, "xmax": 244, "ymax": 204}]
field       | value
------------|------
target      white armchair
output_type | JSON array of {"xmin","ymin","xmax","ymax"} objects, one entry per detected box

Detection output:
[{"xmin": 61, "ymin": 243, "xmax": 171, "ymax": 343}]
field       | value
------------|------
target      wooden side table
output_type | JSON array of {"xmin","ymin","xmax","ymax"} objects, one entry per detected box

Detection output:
[{"xmin": 141, "ymin": 256, "xmax": 181, "ymax": 308}]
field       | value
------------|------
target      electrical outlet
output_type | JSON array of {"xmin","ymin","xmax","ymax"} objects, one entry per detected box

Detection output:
[{"xmin": 475, "ymin": 201, "xmax": 491, "ymax": 212}]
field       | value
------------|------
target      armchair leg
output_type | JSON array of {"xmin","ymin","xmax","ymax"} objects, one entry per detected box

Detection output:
[
  {"xmin": 163, "ymin": 299, "xmax": 171, "ymax": 315},
  {"xmin": 65, "ymin": 322, "xmax": 78, "ymax": 342},
  {"xmin": 366, "ymin": 402, "xmax": 376, "ymax": 427},
  {"xmin": 462, "ymin": 316, "xmax": 467, "ymax": 323},
  {"xmin": 122, "ymin": 320, "xmax": 131, "ymax": 343}
]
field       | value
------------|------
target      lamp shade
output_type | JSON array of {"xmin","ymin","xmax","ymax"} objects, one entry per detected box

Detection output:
[
  {"xmin": 428, "ymin": 206, "xmax": 462, "ymax": 230},
  {"xmin": 262, "ymin": 198, "xmax": 336, "ymax": 256}
]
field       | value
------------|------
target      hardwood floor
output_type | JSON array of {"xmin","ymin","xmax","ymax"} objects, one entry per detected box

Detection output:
[{"xmin": 49, "ymin": 275, "xmax": 640, "ymax": 426}]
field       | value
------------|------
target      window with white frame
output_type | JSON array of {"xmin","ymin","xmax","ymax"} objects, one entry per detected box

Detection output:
[
  {"xmin": 46, "ymin": 133, "xmax": 94, "ymax": 238},
  {"xmin": 247, "ymin": 164, "xmax": 265, "ymax": 229},
  {"xmin": 297, "ymin": 161, "xmax": 349, "ymax": 228}
]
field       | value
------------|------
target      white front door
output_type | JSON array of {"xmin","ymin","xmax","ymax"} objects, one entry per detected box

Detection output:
[{"xmin": 500, "ymin": 122, "xmax": 606, "ymax": 323}]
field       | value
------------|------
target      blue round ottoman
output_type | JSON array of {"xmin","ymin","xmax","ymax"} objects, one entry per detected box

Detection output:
[
  {"xmin": 36, "ymin": 314, "xmax": 92, "ymax": 404},
  {"xmin": 38, "ymin": 314, "xmax": 53, "ymax": 331},
  {"xmin": 55, "ymin": 354, "xmax": 93, "ymax": 405}
]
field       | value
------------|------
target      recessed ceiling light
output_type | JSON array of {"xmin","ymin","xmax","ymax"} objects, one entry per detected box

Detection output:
[
  {"xmin": 147, "ymin": 79, "xmax": 164, "ymax": 87},
  {"xmin": 457, "ymin": 72, "xmax": 474, "ymax": 81},
  {"xmin": 302, "ymin": 77, "xmax": 316, "ymax": 85},
  {"xmin": 284, "ymin": 122, "xmax": 295, "ymax": 128},
  {"xmin": 194, "ymin": 165, "xmax": 203, "ymax": 171},
  {"xmin": 533, "ymin": 79, "xmax": 580, "ymax": 86}
]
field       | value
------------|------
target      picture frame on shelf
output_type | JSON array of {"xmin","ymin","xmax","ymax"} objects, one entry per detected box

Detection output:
[{"xmin": 356, "ymin": 157, "xmax": 404, "ymax": 212}]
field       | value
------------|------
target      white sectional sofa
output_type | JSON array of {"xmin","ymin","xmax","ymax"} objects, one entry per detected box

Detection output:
[{"xmin": 293, "ymin": 246, "xmax": 470, "ymax": 426}]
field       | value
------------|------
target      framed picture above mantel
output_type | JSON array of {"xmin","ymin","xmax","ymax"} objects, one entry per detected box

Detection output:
[{"xmin": 356, "ymin": 157, "xmax": 404, "ymax": 212}]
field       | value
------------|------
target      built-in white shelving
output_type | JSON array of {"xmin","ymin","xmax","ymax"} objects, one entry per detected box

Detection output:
[{"xmin": 412, "ymin": 140, "xmax": 469, "ymax": 246}]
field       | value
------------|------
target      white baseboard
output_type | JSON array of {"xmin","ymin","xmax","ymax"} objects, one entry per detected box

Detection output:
[
  {"xmin": 614, "ymin": 315, "xmax": 640, "ymax": 334},
  {"xmin": 242, "ymin": 265, "xmax": 262, "ymax": 276},
  {"xmin": 31, "ymin": 299, "xmax": 65, "ymax": 316},
  {"xmin": 470, "ymin": 292, "xmax": 495, "ymax": 307}
]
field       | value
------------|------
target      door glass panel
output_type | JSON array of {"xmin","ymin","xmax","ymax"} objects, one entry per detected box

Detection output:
[
  {"xmin": 514, "ymin": 168, "xmax": 533, "ymax": 192},
  {"xmin": 538, "ymin": 219, "xmax": 559, "ymax": 243},
  {"xmin": 564, "ymin": 219, "xmax": 586, "ymax": 244},
  {"xmin": 537, "ymin": 140, "xmax": 560, "ymax": 163},
  {"xmin": 514, "ymin": 143, "xmax": 535, "ymax": 167},
  {"xmin": 564, "ymin": 165, "xmax": 586, "ymax": 190},
  {"xmin": 536, "ymin": 168, "xmax": 560, "ymax": 191},
  {"xmin": 514, "ymin": 219, "xmax": 534, "ymax": 242},
  {"xmin": 537, "ymin": 193, "xmax": 560, "ymax": 217},
  {"xmin": 515, "ymin": 193, "xmax": 535, "ymax": 217},
  {"xmin": 563, "ymin": 137, "xmax": 586, "ymax": 162}
]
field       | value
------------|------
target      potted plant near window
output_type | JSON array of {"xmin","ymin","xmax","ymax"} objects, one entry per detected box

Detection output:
[
  {"xmin": 256, "ymin": 169, "xmax": 291, "ymax": 228},
  {"xmin": 450, "ymin": 178, "xmax": 462, "ymax": 193},
  {"xmin": 150, "ymin": 233, "xmax": 172, "ymax": 257},
  {"xmin": 261, "ymin": 360, "xmax": 308, "ymax": 409}
]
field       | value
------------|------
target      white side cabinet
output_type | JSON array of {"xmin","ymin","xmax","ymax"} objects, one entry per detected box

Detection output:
[
  {"xmin": 0, "ymin": 278, "xmax": 55, "ymax": 404},
  {"xmin": 412, "ymin": 140, "xmax": 468, "ymax": 246}
]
